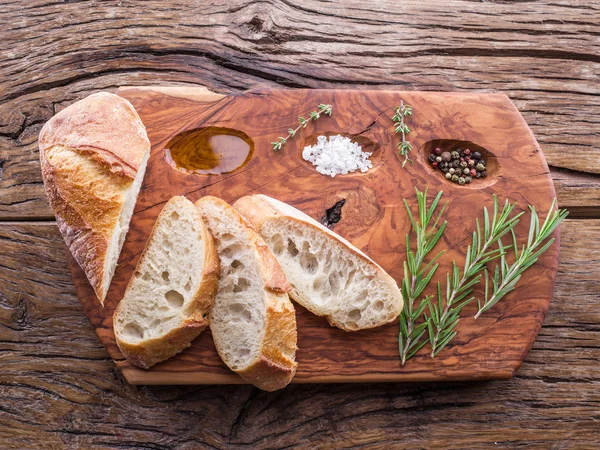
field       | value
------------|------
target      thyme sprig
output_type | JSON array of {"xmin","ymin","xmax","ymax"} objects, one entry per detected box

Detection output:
[
  {"xmin": 399, "ymin": 188, "xmax": 447, "ymax": 365},
  {"xmin": 427, "ymin": 196, "xmax": 523, "ymax": 357},
  {"xmin": 392, "ymin": 101, "xmax": 413, "ymax": 167},
  {"xmin": 475, "ymin": 199, "xmax": 568, "ymax": 319},
  {"xmin": 272, "ymin": 104, "xmax": 333, "ymax": 151}
]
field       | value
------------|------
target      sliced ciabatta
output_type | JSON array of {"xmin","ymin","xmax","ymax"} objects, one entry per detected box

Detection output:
[
  {"xmin": 39, "ymin": 92, "xmax": 150, "ymax": 305},
  {"xmin": 113, "ymin": 196, "xmax": 219, "ymax": 369},
  {"xmin": 195, "ymin": 196, "xmax": 297, "ymax": 391},
  {"xmin": 233, "ymin": 194, "xmax": 403, "ymax": 331}
]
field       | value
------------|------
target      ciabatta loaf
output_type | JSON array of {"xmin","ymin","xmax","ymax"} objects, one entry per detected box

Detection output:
[
  {"xmin": 233, "ymin": 194, "xmax": 403, "ymax": 331},
  {"xmin": 39, "ymin": 92, "xmax": 150, "ymax": 305},
  {"xmin": 195, "ymin": 196, "xmax": 297, "ymax": 391},
  {"xmin": 113, "ymin": 196, "xmax": 219, "ymax": 369}
]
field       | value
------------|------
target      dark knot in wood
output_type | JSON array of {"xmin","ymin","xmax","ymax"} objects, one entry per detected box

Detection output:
[{"xmin": 322, "ymin": 199, "xmax": 346, "ymax": 228}]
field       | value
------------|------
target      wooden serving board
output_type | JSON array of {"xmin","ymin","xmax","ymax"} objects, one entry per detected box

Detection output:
[{"xmin": 69, "ymin": 86, "xmax": 560, "ymax": 385}]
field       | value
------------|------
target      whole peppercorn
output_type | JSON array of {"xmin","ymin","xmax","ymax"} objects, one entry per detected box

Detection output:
[
  {"xmin": 449, "ymin": 168, "xmax": 455, "ymax": 175},
  {"xmin": 476, "ymin": 163, "xmax": 485, "ymax": 171},
  {"xmin": 470, "ymin": 168, "xmax": 477, "ymax": 177},
  {"xmin": 458, "ymin": 177, "xmax": 466, "ymax": 185},
  {"xmin": 434, "ymin": 147, "xmax": 442, "ymax": 155},
  {"xmin": 460, "ymin": 161, "xmax": 468, "ymax": 168},
  {"xmin": 428, "ymin": 153, "xmax": 437, "ymax": 163},
  {"xmin": 432, "ymin": 161, "xmax": 438, "ymax": 167},
  {"xmin": 463, "ymin": 168, "xmax": 470, "ymax": 175},
  {"xmin": 460, "ymin": 157, "xmax": 465, "ymax": 163},
  {"xmin": 481, "ymin": 170, "xmax": 487, "ymax": 178},
  {"xmin": 436, "ymin": 156, "xmax": 442, "ymax": 163},
  {"xmin": 464, "ymin": 148, "xmax": 471, "ymax": 156},
  {"xmin": 451, "ymin": 151, "xmax": 460, "ymax": 160},
  {"xmin": 465, "ymin": 176, "xmax": 472, "ymax": 183},
  {"xmin": 451, "ymin": 174, "xmax": 459, "ymax": 182},
  {"xmin": 473, "ymin": 152, "xmax": 481, "ymax": 160},
  {"xmin": 468, "ymin": 159, "xmax": 475, "ymax": 167},
  {"xmin": 441, "ymin": 151, "xmax": 452, "ymax": 162},
  {"xmin": 445, "ymin": 172, "xmax": 452, "ymax": 179},
  {"xmin": 475, "ymin": 171, "xmax": 482, "ymax": 178},
  {"xmin": 442, "ymin": 167, "xmax": 449, "ymax": 173}
]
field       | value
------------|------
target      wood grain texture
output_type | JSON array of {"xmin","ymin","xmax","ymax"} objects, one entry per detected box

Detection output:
[
  {"xmin": 64, "ymin": 87, "xmax": 560, "ymax": 385},
  {"xmin": 1, "ymin": 220, "xmax": 597, "ymax": 449},
  {"xmin": 0, "ymin": 0, "xmax": 599, "ymax": 220},
  {"xmin": 1, "ymin": 0, "xmax": 599, "ymax": 447}
]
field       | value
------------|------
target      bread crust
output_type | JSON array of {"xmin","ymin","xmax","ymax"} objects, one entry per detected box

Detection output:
[
  {"xmin": 195, "ymin": 196, "xmax": 297, "ymax": 391},
  {"xmin": 113, "ymin": 196, "xmax": 220, "ymax": 369},
  {"xmin": 233, "ymin": 194, "xmax": 403, "ymax": 331},
  {"xmin": 39, "ymin": 92, "xmax": 150, "ymax": 304},
  {"xmin": 236, "ymin": 291, "xmax": 298, "ymax": 391},
  {"xmin": 39, "ymin": 92, "xmax": 149, "ymax": 179}
]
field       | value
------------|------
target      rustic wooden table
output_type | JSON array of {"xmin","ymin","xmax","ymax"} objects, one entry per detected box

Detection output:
[{"xmin": 1, "ymin": 1, "xmax": 599, "ymax": 448}]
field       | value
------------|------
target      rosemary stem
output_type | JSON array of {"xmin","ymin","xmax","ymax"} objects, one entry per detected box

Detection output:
[
  {"xmin": 473, "ymin": 265, "xmax": 520, "ymax": 320},
  {"xmin": 401, "ymin": 267, "xmax": 421, "ymax": 365},
  {"xmin": 473, "ymin": 233, "xmax": 543, "ymax": 319},
  {"xmin": 429, "ymin": 231, "xmax": 495, "ymax": 357}
]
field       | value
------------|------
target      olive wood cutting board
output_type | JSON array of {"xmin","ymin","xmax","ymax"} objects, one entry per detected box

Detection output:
[{"xmin": 68, "ymin": 86, "xmax": 560, "ymax": 385}]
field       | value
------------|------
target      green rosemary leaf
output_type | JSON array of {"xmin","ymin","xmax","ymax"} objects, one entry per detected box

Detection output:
[
  {"xmin": 398, "ymin": 188, "xmax": 447, "ymax": 366},
  {"xmin": 433, "ymin": 331, "xmax": 457, "ymax": 357},
  {"xmin": 403, "ymin": 199, "xmax": 417, "ymax": 231},
  {"xmin": 429, "ymin": 196, "xmax": 521, "ymax": 357},
  {"xmin": 414, "ymin": 296, "xmax": 432, "ymax": 318},
  {"xmin": 419, "ymin": 251, "xmax": 445, "ymax": 277},
  {"xmin": 483, "ymin": 206, "xmax": 490, "ymax": 240},
  {"xmin": 475, "ymin": 200, "xmax": 567, "ymax": 319}
]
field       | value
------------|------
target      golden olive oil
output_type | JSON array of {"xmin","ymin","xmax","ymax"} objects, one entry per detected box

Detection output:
[{"xmin": 165, "ymin": 127, "xmax": 254, "ymax": 175}]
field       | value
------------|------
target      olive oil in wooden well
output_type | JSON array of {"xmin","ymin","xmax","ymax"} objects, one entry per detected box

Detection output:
[{"xmin": 165, "ymin": 127, "xmax": 254, "ymax": 175}]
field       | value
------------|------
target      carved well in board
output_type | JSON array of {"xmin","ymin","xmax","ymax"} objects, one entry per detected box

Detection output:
[
  {"xmin": 301, "ymin": 132, "xmax": 383, "ymax": 176},
  {"xmin": 418, "ymin": 139, "xmax": 501, "ymax": 189},
  {"xmin": 164, "ymin": 126, "xmax": 255, "ymax": 175}
]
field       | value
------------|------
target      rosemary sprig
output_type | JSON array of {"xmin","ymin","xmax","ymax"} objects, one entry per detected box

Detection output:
[
  {"xmin": 475, "ymin": 199, "xmax": 568, "ymax": 318},
  {"xmin": 399, "ymin": 188, "xmax": 447, "ymax": 365},
  {"xmin": 272, "ymin": 104, "xmax": 333, "ymax": 151},
  {"xmin": 427, "ymin": 196, "xmax": 523, "ymax": 357},
  {"xmin": 392, "ymin": 101, "xmax": 413, "ymax": 167}
]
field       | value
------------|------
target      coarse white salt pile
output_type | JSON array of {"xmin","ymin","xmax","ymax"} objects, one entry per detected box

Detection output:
[{"xmin": 302, "ymin": 135, "xmax": 373, "ymax": 177}]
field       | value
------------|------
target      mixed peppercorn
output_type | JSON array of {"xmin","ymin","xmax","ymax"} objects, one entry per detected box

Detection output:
[{"xmin": 428, "ymin": 146, "xmax": 487, "ymax": 185}]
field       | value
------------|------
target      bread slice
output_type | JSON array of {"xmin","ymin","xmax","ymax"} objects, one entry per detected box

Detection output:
[
  {"xmin": 233, "ymin": 194, "xmax": 403, "ymax": 331},
  {"xmin": 39, "ymin": 92, "xmax": 150, "ymax": 305},
  {"xmin": 113, "ymin": 196, "xmax": 219, "ymax": 369},
  {"xmin": 195, "ymin": 196, "xmax": 297, "ymax": 391}
]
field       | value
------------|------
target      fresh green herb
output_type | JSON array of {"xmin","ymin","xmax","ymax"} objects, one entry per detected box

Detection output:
[
  {"xmin": 392, "ymin": 101, "xmax": 413, "ymax": 167},
  {"xmin": 399, "ymin": 188, "xmax": 447, "ymax": 365},
  {"xmin": 475, "ymin": 199, "xmax": 568, "ymax": 319},
  {"xmin": 427, "ymin": 196, "xmax": 523, "ymax": 357},
  {"xmin": 272, "ymin": 104, "xmax": 333, "ymax": 151}
]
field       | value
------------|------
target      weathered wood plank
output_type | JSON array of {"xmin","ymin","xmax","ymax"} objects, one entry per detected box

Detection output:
[
  {"xmin": 0, "ymin": 0, "xmax": 599, "ymax": 219},
  {"xmin": 0, "ymin": 220, "xmax": 598, "ymax": 447},
  {"xmin": 1, "ymin": 0, "xmax": 599, "ymax": 447}
]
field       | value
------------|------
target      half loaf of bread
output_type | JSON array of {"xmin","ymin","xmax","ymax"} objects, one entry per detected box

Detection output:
[
  {"xmin": 195, "ymin": 196, "xmax": 297, "ymax": 391},
  {"xmin": 113, "ymin": 196, "xmax": 219, "ymax": 369},
  {"xmin": 233, "ymin": 194, "xmax": 403, "ymax": 331},
  {"xmin": 39, "ymin": 92, "xmax": 150, "ymax": 305}
]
